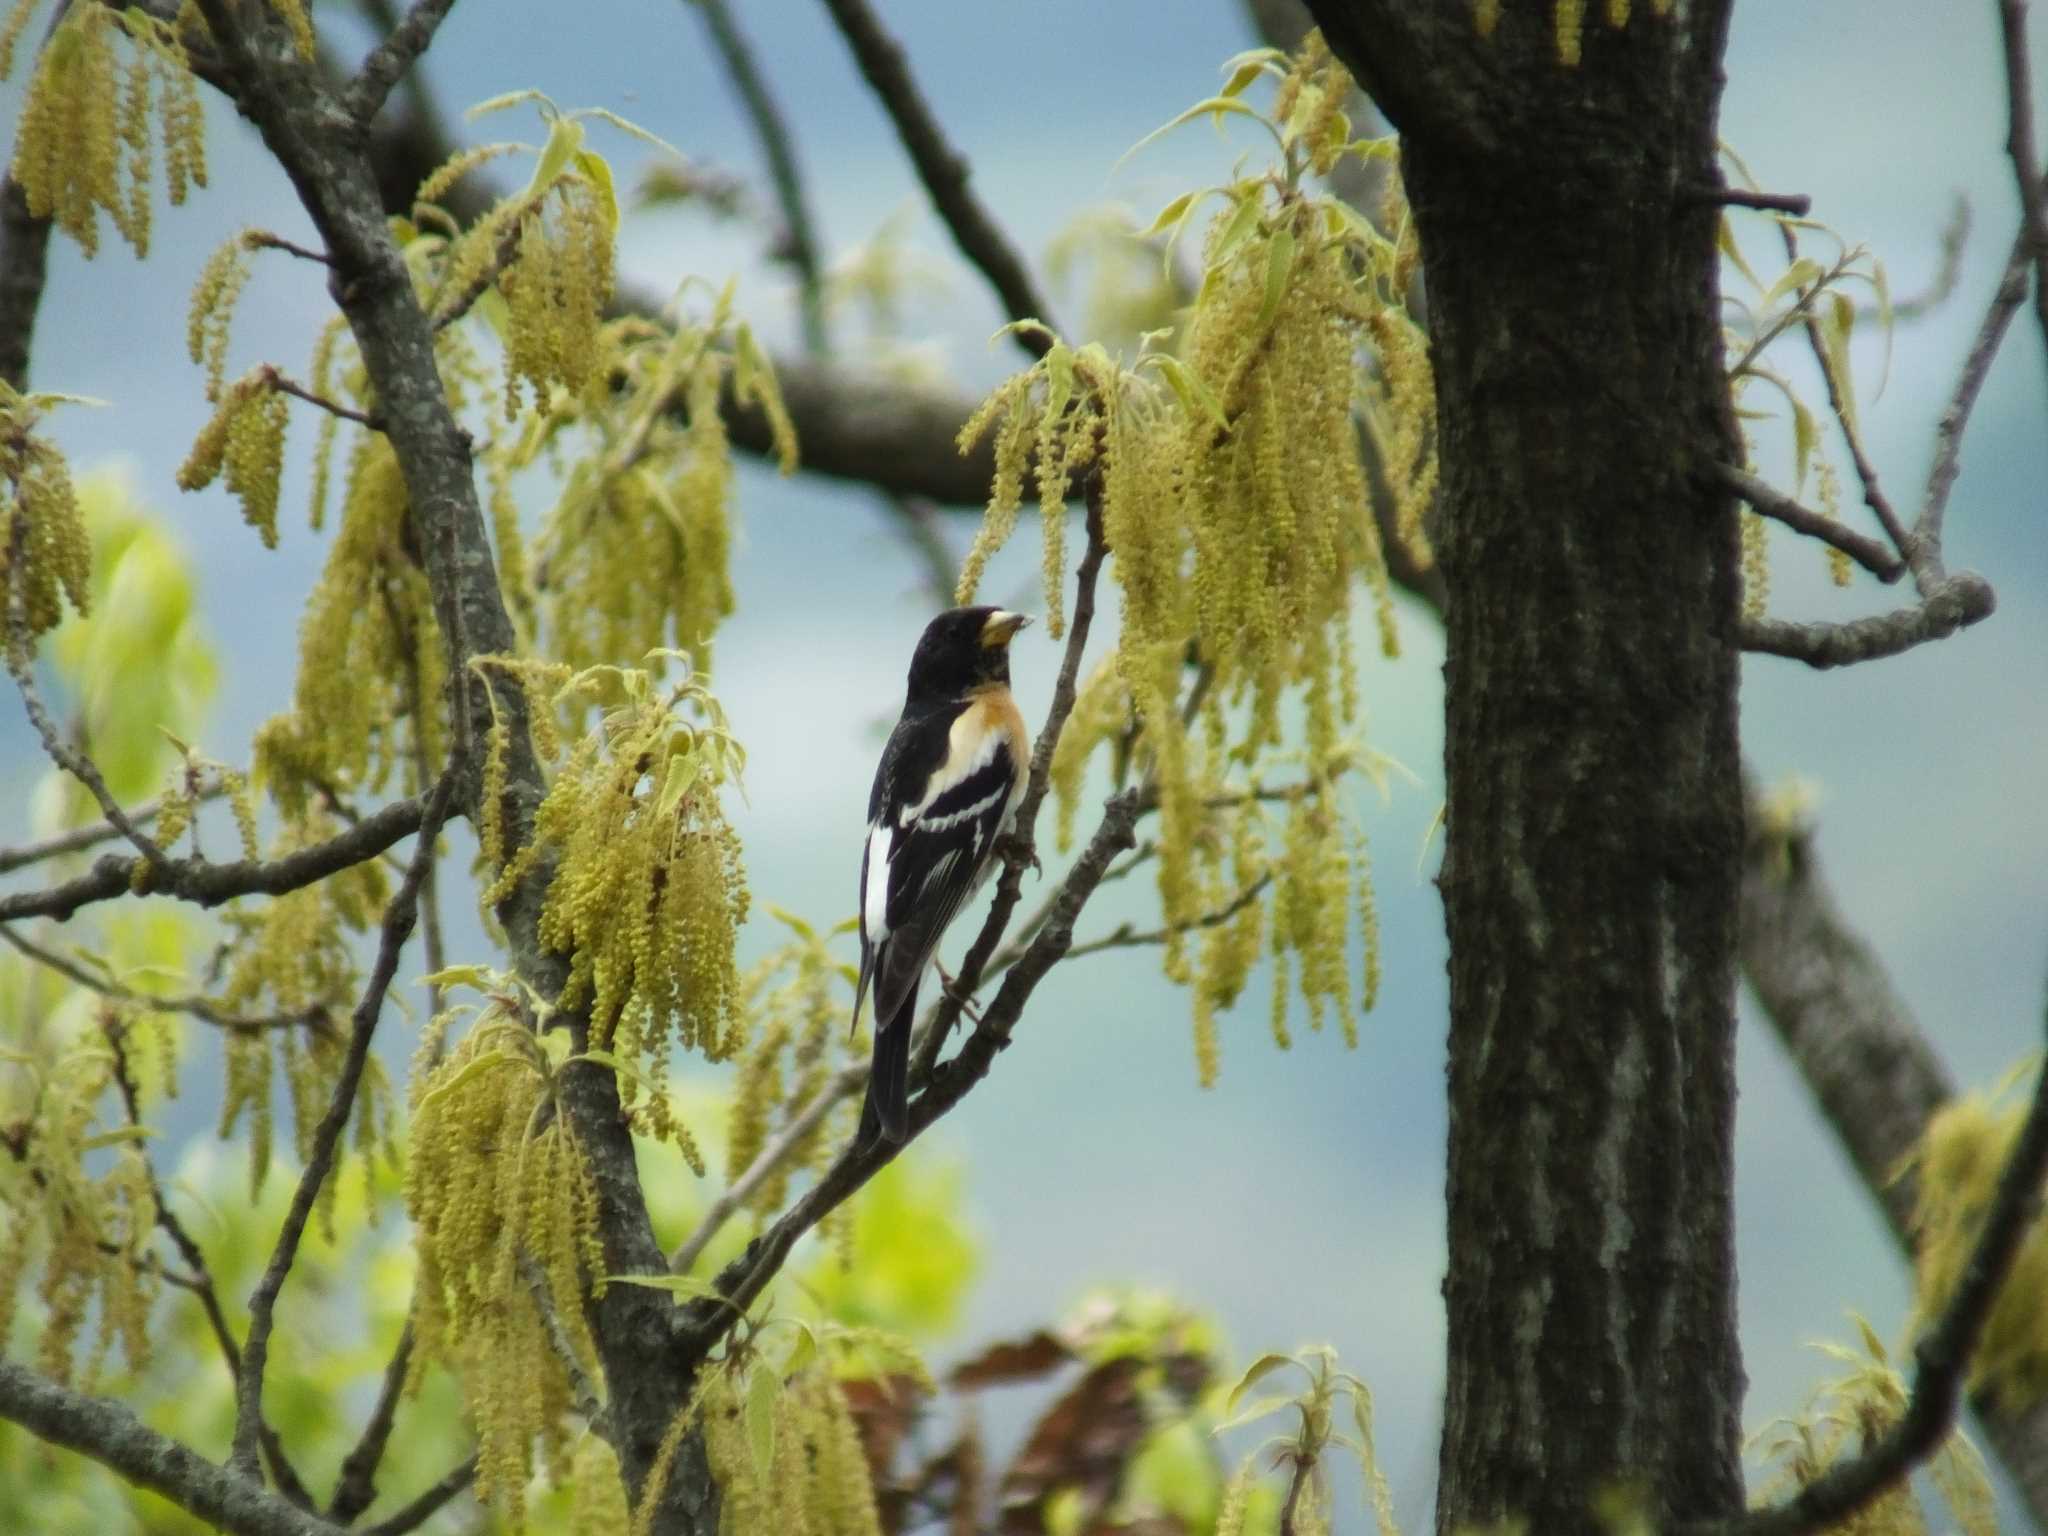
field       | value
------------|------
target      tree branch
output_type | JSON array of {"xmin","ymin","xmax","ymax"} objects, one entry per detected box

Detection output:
[
  {"xmin": 358, "ymin": 1454, "xmax": 477, "ymax": 1536},
  {"xmin": 692, "ymin": 0, "xmax": 826, "ymax": 352},
  {"xmin": 231, "ymin": 772, "xmax": 455, "ymax": 1477},
  {"xmin": 679, "ymin": 786, "xmax": 1141, "ymax": 1358},
  {"xmin": 0, "ymin": 923, "xmax": 334, "ymax": 1036},
  {"xmin": 1716, "ymin": 462, "xmax": 1905, "ymax": 582},
  {"xmin": 326, "ymin": 1323, "xmax": 413, "ymax": 1523},
  {"xmin": 817, "ymin": 0, "xmax": 1058, "ymax": 356},
  {"xmin": 0, "ymin": 788, "xmax": 431, "ymax": 924},
  {"xmin": 0, "ymin": 783, "xmax": 226, "ymax": 876},
  {"xmin": 343, "ymin": 0, "xmax": 460, "ymax": 124},
  {"xmin": 5, "ymin": 628, "xmax": 168, "ymax": 873},
  {"xmin": 1689, "ymin": 979, "xmax": 2048, "ymax": 1536},
  {"xmin": 1738, "ymin": 573, "xmax": 1996, "ymax": 667},
  {"xmin": 0, "ymin": 1361, "xmax": 342, "ymax": 1536}
]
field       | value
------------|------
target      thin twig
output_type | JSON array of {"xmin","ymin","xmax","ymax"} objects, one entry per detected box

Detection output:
[
  {"xmin": 0, "ymin": 787, "xmax": 433, "ymax": 924},
  {"xmin": 1916, "ymin": 201, "xmax": 2035, "ymax": 560},
  {"xmin": 1773, "ymin": 222, "xmax": 1920, "ymax": 580},
  {"xmin": 1716, "ymin": 462, "xmax": 1905, "ymax": 582},
  {"xmin": 103, "ymin": 1017, "xmax": 315, "ymax": 1507},
  {"xmin": 1062, "ymin": 874, "xmax": 1273, "ymax": 963},
  {"xmin": 262, "ymin": 365, "xmax": 384, "ymax": 430},
  {"xmin": 1685, "ymin": 183, "xmax": 1812, "ymax": 216},
  {"xmin": 817, "ymin": 0, "xmax": 1059, "ymax": 358},
  {"xmin": 1686, "ymin": 980, "xmax": 2048, "ymax": 1536},
  {"xmin": 0, "ymin": 925, "xmax": 332, "ymax": 1036},
  {"xmin": 1997, "ymin": 0, "xmax": 2048, "ymax": 404},
  {"xmin": 0, "ymin": 783, "xmax": 225, "ymax": 875},
  {"xmin": 692, "ymin": 0, "xmax": 827, "ymax": 352},
  {"xmin": 669, "ymin": 1060, "xmax": 865, "ymax": 1275},
  {"xmin": 231, "ymin": 773, "xmax": 457, "ymax": 1478},
  {"xmin": 4, "ymin": 618, "xmax": 168, "ymax": 873},
  {"xmin": 245, "ymin": 231, "xmax": 335, "ymax": 267},
  {"xmin": 344, "ymin": 0, "xmax": 461, "ymax": 124},
  {"xmin": 515, "ymin": 1249, "xmax": 607, "ymax": 1433},
  {"xmin": 358, "ymin": 1455, "xmax": 478, "ymax": 1536},
  {"xmin": 326, "ymin": 1324, "xmax": 414, "ymax": 1523}
]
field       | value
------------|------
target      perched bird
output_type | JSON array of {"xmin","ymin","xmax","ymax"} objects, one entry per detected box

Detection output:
[{"xmin": 855, "ymin": 606, "xmax": 1032, "ymax": 1145}]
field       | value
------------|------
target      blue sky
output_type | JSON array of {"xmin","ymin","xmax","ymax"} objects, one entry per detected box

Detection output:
[{"xmin": 4, "ymin": 0, "xmax": 2047, "ymax": 1524}]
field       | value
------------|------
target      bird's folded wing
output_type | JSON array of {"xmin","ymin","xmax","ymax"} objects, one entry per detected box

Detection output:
[{"xmin": 866, "ymin": 744, "xmax": 1019, "ymax": 1024}]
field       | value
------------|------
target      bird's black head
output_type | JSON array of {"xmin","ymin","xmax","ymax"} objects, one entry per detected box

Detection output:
[{"xmin": 903, "ymin": 606, "xmax": 1030, "ymax": 703}]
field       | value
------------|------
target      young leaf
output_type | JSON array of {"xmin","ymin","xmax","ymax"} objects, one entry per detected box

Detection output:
[{"xmin": 1226, "ymin": 1351, "xmax": 1298, "ymax": 1412}]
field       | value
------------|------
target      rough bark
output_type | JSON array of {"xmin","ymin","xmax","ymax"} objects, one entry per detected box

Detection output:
[{"xmin": 1307, "ymin": 5, "xmax": 1748, "ymax": 1530}]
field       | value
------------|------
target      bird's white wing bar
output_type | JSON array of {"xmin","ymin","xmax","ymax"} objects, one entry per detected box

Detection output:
[{"xmin": 862, "ymin": 822, "xmax": 893, "ymax": 942}]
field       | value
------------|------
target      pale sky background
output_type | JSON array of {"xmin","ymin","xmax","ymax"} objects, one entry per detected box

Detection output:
[{"xmin": 3, "ymin": 0, "xmax": 2047, "ymax": 1528}]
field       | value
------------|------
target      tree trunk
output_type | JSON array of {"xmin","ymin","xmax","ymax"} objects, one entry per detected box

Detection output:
[{"xmin": 1306, "ymin": 6, "xmax": 1748, "ymax": 1530}]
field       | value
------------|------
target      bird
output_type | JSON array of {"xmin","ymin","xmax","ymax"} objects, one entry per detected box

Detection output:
[{"xmin": 854, "ymin": 605, "xmax": 1032, "ymax": 1145}]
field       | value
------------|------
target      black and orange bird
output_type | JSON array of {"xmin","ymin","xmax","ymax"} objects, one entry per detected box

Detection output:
[{"xmin": 855, "ymin": 606, "xmax": 1032, "ymax": 1145}]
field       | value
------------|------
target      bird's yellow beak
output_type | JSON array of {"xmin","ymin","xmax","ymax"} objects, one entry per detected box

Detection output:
[{"xmin": 979, "ymin": 610, "xmax": 1032, "ymax": 647}]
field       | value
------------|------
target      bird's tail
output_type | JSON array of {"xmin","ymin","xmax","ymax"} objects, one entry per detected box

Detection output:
[{"xmin": 859, "ymin": 981, "xmax": 918, "ymax": 1147}]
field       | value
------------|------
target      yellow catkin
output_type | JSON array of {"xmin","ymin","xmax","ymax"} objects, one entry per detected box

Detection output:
[
  {"xmin": 9, "ymin": 5, "xmax": 205, "ymax": 258},
  {"xmin": 951, "ymin": 33, "xmax": 1411, "ymax": 1090},
  {"xmin": 1473, "ymin": 0, "xmax": 1501, "ymax": 38},
  {"xmin": 1555, "ymin": 0, "xmax": 1588, "ymax": 64},
  {"xmin": 0, "ymin": 401, "xmax": 94, "ymax": 639}
]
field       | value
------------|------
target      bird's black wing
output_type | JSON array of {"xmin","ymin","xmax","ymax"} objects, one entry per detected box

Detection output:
[{"xmin": 856, "ymin": 708, "xmax": 1015, "ymax": 1036}]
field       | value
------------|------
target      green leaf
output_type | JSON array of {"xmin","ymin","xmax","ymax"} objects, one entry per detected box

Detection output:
[
  {"xmin": 604, "ymin": 1273, "xmax": 729, "ymax": 1299},
  {"xmin": 1214, "ymin": 1390, "xmax": 1295, "ymax": 1434},
  {"xmin": 784, "ymin": 1321, "xmax": 818, "ymax": 1378},
  {"xmin": 1759, "ymin": 256, "xmax": 1821, "ymax": 314},
  {"xmin": 1256, "ymin": 226, "xmax": 1297, "ymax": 331},
  {"xmin": 418, "ymin": 964, "xmax": 502, "ymax": 994},
  {"xmin": 1227, "ymin": 1351, "xmax": 1297, "ymax": 1412},
  {"xmin": 1208, "ymin": 191, "xmax": 1264, "ymax": 272},
  {"xmin": 1150, "ymin": 355, "xmax": 1229, "ymax": 432},
  {"xmin": 1790, "ymin": 398, "xmax": 1819, "ymax": 497},
  {"xmin": 746, "ymin": 1363, "xmax": 779, "ymax": 1479},
  {"xmin": 1142, "ymin": 190, "xmax": 1199, "ymax": 238},
  {"xmin": 525, "ymin": 115, "xmax": 587, "ymax": 200},
  {"xmin": 573, "ymin": 148, "xmax": 619, "ymax": 235},
  {"xmin": 413, "ymin": 1050, "xmax": 535, "ymax": 1119},
  {"xmin": 1717, "ymin": 215, "xmax": 1760, "ymax": 291},
  {"xmin": 80, "ymin": 1126, "xmax": 156, "ymax": 1151},
  {"xmin": 1821, "ymin": 289, "xmax": 1858, "ymax": 435}
]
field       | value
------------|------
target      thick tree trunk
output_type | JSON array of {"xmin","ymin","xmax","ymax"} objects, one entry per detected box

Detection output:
[{"xmin": 1307, "ymin": 6, "xmax": 1748, "ymax": 1530}]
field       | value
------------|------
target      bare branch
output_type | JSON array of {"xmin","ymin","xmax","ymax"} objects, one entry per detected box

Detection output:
[
  {"xmin": 0, "ymin": 924, "xmax": 333, "ymax": 1035},
  {"xmin": 680, "ymin": 786, "xmax": 1141, "ymax": 1358},
  {"xmin": 326, "ymin": 1324, "xmax": 413, "ymax": 1523},
  {"xmin": 1684, "ymin": 183, "xmax": 1812, "ymax": 216},
  {"xmin": 1739, "ymin": 572, "xmax": 1995, "ymax": 667},
  {"xmin": 516, "ymin": 1249, "xmax": 607, "ymax": 1433},
  {"xmin": 0, "ymin": 788, "xmax": 432, "ymax": 924},
  {"xmin": 1687, "ymin": 980, "xmax": 2048, "ymax": 1536},
  {"xmin": 1917, "ymin": 207, "xmax": 2035, "ymax": 561},
  {"xmin": 692, "ymin": 0, "xmax": 827, "ymax": 352},
  {"xmin": 817, "ymin": 0, "xmax": 1059, "ymax": 357},
  {"xmin": 1998, "ymin": 0, "xmax": 2048, "ymax": 387},
  {"xmin": 0, "ymin": 1361, "xmax": 341, "ymax": 1536},
  {"xmin": 5, "ymin": 630, "xmax": 168, "ymax": 873},
  {"xmin": 669, "ymin": 1060, "xmax": 866, "ymax": 1275},
  {"xmin": 1716, "ymin": 463, "xmax": 1905, "ymax": 582},
  {"xmin": 358, "ymin": 1455, "xmax": 478, "ymax": 1536},
  {"xmin": 261, "ymin": 365, "xmax": 384, "ymax": 430},
  {"xmin": 344, "ymin": 0, "xmax": 460, "ymax": 124},
  {"xmin": 0, "ymin": 783, "xmax": 225, "ymax": 875},
  {"xmin": 1062, "ymin": 873, "xmax": 1273, "ymax": 963},
  {"xmin": 231, "ymin": 773, "xmax": 456, "ymax": 1477},
  {"xmin": 246, "ymin": 231, "xmax": 335, "ymax": 267},
  {"xmin": 102, "ymin": 1017, "xmax": 316, "ymax": 1506}
]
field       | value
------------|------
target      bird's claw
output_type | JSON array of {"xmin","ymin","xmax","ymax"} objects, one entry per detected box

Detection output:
[
  {"xmin": 933, "ymin": 961, "xmax": 984, "ymax": 1027},
  {"xmin": 999, "ymin": 832, "xmax": 1041, "ymax": 878}
]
